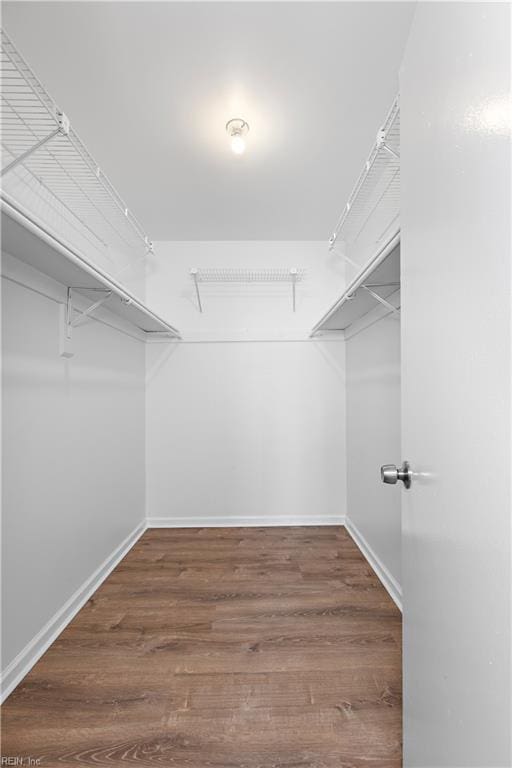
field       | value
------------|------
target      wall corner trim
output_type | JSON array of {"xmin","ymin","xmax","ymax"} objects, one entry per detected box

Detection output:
[
  {"xmin": 345, "ymin": 517, "xmax": 402, "ymax": 612},
  {"xmin": 146, "ymin": 515, "xmax": 346, "ymax": 528},
  {"xmin": 0, "ymin": 519, "xmax": 147, "ymax": 704}
]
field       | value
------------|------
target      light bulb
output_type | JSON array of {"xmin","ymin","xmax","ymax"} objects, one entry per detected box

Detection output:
[
  {"xmin": 226, "ymin": 119, "xmax": 249, "ymax": 155},
  {"xmin": 231, "ymin": 134, "xmax": 245, "ymax": 155}
]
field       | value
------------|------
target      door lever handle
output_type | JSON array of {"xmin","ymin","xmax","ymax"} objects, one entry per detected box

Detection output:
[{"xmin": 381, "ymin": 461, "xmax": 412, "ymax": 489}]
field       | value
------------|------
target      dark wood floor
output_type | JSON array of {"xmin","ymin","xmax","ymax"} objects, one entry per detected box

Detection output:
[{"xmin": 1, "ymin": 527, "xmax": 402, "ymax": 767}]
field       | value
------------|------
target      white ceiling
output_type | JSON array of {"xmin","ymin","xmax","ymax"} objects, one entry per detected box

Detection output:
[{"xmin": 3, "ymin": 2, "xmax": 415, "ymax": 240}]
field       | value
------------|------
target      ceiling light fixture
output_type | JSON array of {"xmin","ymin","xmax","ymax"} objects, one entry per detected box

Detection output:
[{"xmin": 226, "ymin": 118, "xmax": 249, "ymax": 155}]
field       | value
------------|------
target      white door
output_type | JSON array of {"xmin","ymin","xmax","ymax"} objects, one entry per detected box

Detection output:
[{"xmin": 400, "ymin": 4, "xmax": 511, "ymax": 766}]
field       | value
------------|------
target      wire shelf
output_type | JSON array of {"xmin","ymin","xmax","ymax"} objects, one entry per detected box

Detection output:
[
  {"xmin": 0, "ymin": 28, "xmax": 152, "ymax": 279},
  {"xmin": 189, "ymin": 268, "xmax": 304, "ymax": 313},
  {"xmin": 329, "ymin": 96, "xmax": 400, "ymax": 250},
  {"xmin": 2, "ymin": 197, "xmax": 181, "ymax": 340},
  {"xmin": 191, "ymin": 268, "xmax": 305, "ymax": 283},
  {"xmin": 310, "ymin": 232, "xmax": 400, "ymax": 336}
]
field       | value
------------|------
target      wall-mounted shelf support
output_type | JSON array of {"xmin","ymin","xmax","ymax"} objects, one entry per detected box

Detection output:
[
  {"xmin": 0, "ymin": 112, "xmax": 70, "ymax": 178},
  {"xmin": 376, "ymin": 128, "xmax": 400, "ymax": 160},
  {"xmin": 190, "ymin": 268, "xmax": 304, "ymax": 314},
  {"xmin": 361, "ymin": 283, "xmax": 400, "ymax": 318},
  {"xmin": 291, "ymin": 268, "xmax": 298, "ymax": 312},
  {"xmin": 190, "ymin": 268, "xmax": 203, "ymax": 313},
  {"xmin": 68, "ymin": 287, "xmax": 113, "ymax": 328},
  {"xmin": 60, "ymin": 286, "xmax": 113, "ymax": 357}
]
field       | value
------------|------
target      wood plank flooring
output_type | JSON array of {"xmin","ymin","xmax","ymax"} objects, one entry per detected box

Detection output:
[{"xmin": 1, "ymin": 526, "xmax": 402, "ymax": 767}]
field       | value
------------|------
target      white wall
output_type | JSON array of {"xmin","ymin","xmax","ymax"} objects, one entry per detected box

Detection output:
[
  {"xmin": 146, "ymin": 340, "xmax": 346, "ymax": 526},
  {"xmin": 1, "ymin": 254, "xmax": 146, "ymax": 688},
  {"xmin": 345, "ymin": 308, "xmax": 401, "ymax": 601},
  {"xmin": 145, "ymin": 241, "xmax": 347, "ymax": 526},
  {"xmin": 146, "ymin": 240, "xmax": 345, "ymax": 341}
]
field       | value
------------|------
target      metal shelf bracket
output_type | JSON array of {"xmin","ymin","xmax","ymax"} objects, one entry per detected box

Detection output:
[
  {"xmin": 290, "ymin": 268, "xmax": 298, "ymax": 312},
  {"xmin": 60, "ymin": 287, "xmax": 113, "ymax": 357},
  {"xmin": 376, "ymin": 128, "xmax": 400, "ymax": 160},
  {"xmin": 1, "ymin": 111, "xmax": 70, "ymax": 178},
  {"xmin": 190, "ymin": 269, "xmax": 203, "ymax": 313},
  {"xmin": 361, "ymin": 283, "xmax": 400, "ymax": 318}
]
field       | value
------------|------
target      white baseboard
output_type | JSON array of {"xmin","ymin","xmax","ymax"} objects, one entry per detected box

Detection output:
[
  {"xmin": 147, "ymin": 515, "xmax": 346, "ymax": 528},
  {"xmin": 345, "ymin": 517, "xmax": 402, "ymax": 612},
  {"xmin": 0, "ymin": 520, "xmax": 147, "ymax": 704}
]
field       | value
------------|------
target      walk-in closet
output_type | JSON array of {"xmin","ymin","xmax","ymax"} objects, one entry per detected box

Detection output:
[{"xmin": 1, "ymin": 3, "xmax": 511, "ymax": 767}]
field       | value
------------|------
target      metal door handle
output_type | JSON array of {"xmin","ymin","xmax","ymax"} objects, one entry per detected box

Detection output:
[{"xmin": 381, "ymin": 461, "xmax": 412, "ymax": 489}]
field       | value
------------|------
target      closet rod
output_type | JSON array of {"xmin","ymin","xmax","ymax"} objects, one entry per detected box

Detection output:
[{"xmin": 1, "ymin": 196, "xmax": 182, "ymax": 339}]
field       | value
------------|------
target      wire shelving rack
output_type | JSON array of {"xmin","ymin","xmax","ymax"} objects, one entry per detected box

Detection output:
[
  {"xmin": 190, "ymin": 268, "xmax": 305, "ymax": 313},
  {"xmin": 311, "ymin": 97, "xmax": 401, "ymax": 336},
  {"xmin": 0, "ymin": 28, "xmax": 153, "ymax": 271},
  {"xmin": 0, "ymin": 29, "xmax": 181, "ymax": 345},
  {"xmin": 329, "ymin": 97, "xmax": 400, "ymax": 254}
]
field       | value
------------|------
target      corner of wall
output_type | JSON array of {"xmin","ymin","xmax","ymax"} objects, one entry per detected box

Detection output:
[
  {"xmin": 345, "ymin": 516, "xmax": 402, "ymax": 611},
  {"xmin": 1, "ymin": 520, "xmax": 147, "ymax": 704}
]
